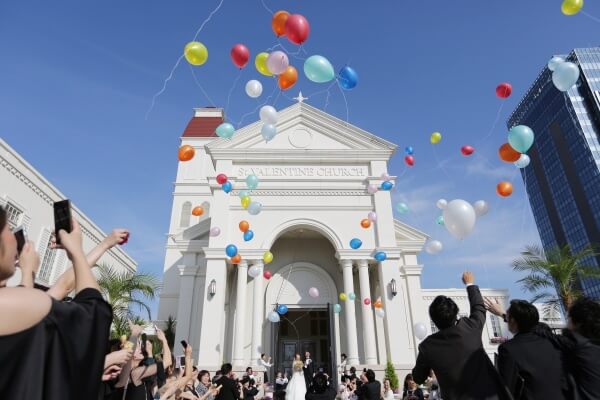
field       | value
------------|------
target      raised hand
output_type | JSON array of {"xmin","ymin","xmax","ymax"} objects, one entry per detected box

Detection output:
[
  {"xmin": 462, "ymin": 271, "xmax": 475, "ymax": 285},
  {"xmin": 57, "ymin": 218, "xmax": 84, "ymax": 260},
  {"xmin": 128, "ymin": 320, "xmax": 144, "ymax": 337},
  {"xmin": 484, "ymin": 297, "xmax": 505, "ymax": 317},
  {"xmin": 18, "ymin": 241, "xmax": 40, "ymax": 274},
  {"xmin": 104, "ymin": 228, "xmax": 129, "ymax": 248},
  {"xmin": 156, "ymin": 328, "xmax": 167, "ymax": 342}
]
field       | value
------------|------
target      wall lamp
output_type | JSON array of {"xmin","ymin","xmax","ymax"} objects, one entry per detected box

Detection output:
[
  {"xmin": 209, "ymin": 279, "xmax": 217, "ymax": 297},
  {"xmin": 390, "ymin": 279, "xmax": 398, "ymax": 297}
]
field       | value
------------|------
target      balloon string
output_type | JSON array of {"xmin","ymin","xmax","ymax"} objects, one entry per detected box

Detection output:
[
  {"xmin": 234, "ymin": 79, "xmax": 279, "ymax": 127},
  {"xmin": 431, "ymin": 145, "xmax": 456, "ymax": 183},
  {"xmin": 145, "ymin": 55, "xmax": 184, "ymax": 120},
  {"xmin": 266, "ymin": 40, "xmax": 307, "ymax": 61},
  {"xmin": 189, "ymin": 65, "xmax": 217, "ymax": 107},
  {"xmin": 225, "ymin": 69, "xmax": 244, "ymax": 115},
  {"xmin": 192, "ymin": 0, "xmax": 226, "ymax": 41},
  {"xmin": 259, "ymin": 0, "xmax": 273, "ymax": 15},
  {"xmin": 336, "ymin": 80, "xmax": 350, "ymax": 124},
  {"xmin": 582, "ymin": 11, "xmax": 600, "ymax": 24},
  {"xmin": 477, "ymin": 102, "xmax": 505, "ymax": 146}
]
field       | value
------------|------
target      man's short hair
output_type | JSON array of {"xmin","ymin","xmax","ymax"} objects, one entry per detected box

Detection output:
[
  {"xmin": 261, "ymin": 353, "xmax": 265, "ymax": 358},
  {"xmin": 221, "ymin": 363, "xmax": 233, "ymax": 375},
  {"xmin": 365, "ymin": 369, "xmax": 375, "ymax": 383},
  {"xmin": 429, "ymin": 295, "xmax": 459, "ymax": 329},
  {"xmin": 569, "ymin": 297, "xmax": 600, "ymax": 340},
  {"xmin": 507, "ymin": 300, "xmax": 539, "ymax": 333}
]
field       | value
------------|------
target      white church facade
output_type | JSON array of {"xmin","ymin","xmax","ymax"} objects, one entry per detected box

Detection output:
[{"xmin": 157, "ymin": 102, "xmax": 509, "ymax": 380}]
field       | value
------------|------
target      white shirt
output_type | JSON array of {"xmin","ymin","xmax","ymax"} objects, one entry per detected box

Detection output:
[{"xmin": 259, "ymin": 358, "xmax": 273, "ymax": 368}]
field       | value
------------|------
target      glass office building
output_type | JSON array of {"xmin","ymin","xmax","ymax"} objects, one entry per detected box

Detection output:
[{"xmin": 508, "ymin": 47, "xmax": 600, "ymax": 300}]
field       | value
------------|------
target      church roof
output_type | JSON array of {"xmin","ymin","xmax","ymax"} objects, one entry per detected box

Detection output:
[{"xmin": 182, "ymin": 107, "xmax": 224, "ymax": 137}]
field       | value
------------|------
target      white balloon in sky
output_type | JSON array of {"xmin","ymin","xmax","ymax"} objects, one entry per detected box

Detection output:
[
  {"xmin": 442, "ymin": 199, "xmax": 477, "ymax": 240},
  {"xmin": 436, "ymin": 199, "xmax": 448, "ymax": 210},
  {"xmin": 260, "ymin": 106, "xmax": 278, "ymax": 124},
  {"xmin": 473, "ymin": 200, "xmax": 490, "ymax": 217}
]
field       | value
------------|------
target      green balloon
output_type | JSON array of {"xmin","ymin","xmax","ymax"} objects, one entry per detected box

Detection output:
[{"xmin": 304, "ymin": 55, "xmax": 335, "ymax": 83}]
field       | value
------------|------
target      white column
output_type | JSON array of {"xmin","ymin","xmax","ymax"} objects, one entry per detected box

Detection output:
[
  {"xmin": 251, "ymin": 260, "xmax": 265, "ymax": 365},
  {"xmin": 233, "ymin": 260, "xmax": 249, "ymax": 366},
  {"xmin": 357, "ymin": 259, "xmax": 377, "ymax": 365},
  {"xmin": 174, "ymin": 264, "xmax": 196, "ymax": 346},
  {"xmin": 341, "ymin": 259, "xmax": 359, "ymax": 365}
]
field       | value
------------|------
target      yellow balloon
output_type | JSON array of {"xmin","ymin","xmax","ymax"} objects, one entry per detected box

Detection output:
[
  {"xmin": 430, "ymin": 132, "xmax": 442, "ymax": 144},
  {"xmin": 561, "ymin": 0, "xmax": 583, "ymax": 15},
  {"xmin": 184, "ymin": 41, "xmax": 208, "ymax": 66},
  {"xmin": 339, "ymin": 293, "xmax": 347, "ymax": 301},
  {"xmin": 241, "ymin": 196, "xmax": 251, "ymax": 209},
  {"xmin": 255, "ymin": 52, "xmax": 273, "ymax": 76},
  {"xmin": 263, "ymin": 251, "xmax": 274, "ymax": 264}
]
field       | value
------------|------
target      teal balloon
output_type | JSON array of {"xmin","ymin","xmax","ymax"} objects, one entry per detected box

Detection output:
[
  {"xmin": 348, "ymin": 292, "xmax": 356, "ymax": 301},
  {"xmin": 508, "ymin": 125, "xmax": 534, "ymax": 153},
  {"xmin": 333, "ymin": 304, "xmax": 342, "ymax": 313},
  {"xmin": 238, "ymin": 190, "xmax": 249, "ymax": 199},
  {"xmin": 246, "ymin": 174, "xmax": 260, "ymax": 190},
  {"xmin": 261, "ymin": 124, "xmax": 277, "ymax": 142},
  {"xmin": 304, "ymin": 55, "xmax": 335, "ymax": 83},
  {"xmin": 216, "ymin": 122, "xmax": 235, "ymax": 139},
  {"xmin": 552, "ymin": 61, "xmax": 580, "ymax": 92},
  {"xmin": 396, "ymin": 202, "xmax": 409, "ymax": 214},
  {"xmin": 436, "ymin": 216, "xmax": 445, "ymax": 226}
]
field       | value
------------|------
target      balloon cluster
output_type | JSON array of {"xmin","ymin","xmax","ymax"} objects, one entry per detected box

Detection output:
[
  {"xmin": 259, "ymin": 106, "xmax": 278, "ymax": 142},
  {"xmin": 360, "ymin": 211, "xmax": 377, "ymax": 229},
  {"xmin": 226, "ymin": 244, "xmax": 241, "ymax": 265},
  {"xmin": 217, "ymin": 173, "xmax": 233, "ymax": 194},
  {"xmin": 239, "ymin": 220, "xmax": 254, "ymax": 242},
  {"xmin": 497, "ymin": 124, "xmax": 535, "ymax": 196},
  {"xmin": 549, "ymin": 56, "xmax": 580, "ymax": 92}
]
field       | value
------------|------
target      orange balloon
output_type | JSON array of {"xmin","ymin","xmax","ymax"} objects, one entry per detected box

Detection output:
[
  {"xmin": 231, "ymin": 254, "xmax": 242, "ymax": 264},
  {"xmin": 192, "ymin": 206, "xmax": 204, "ymax": 216},
  {"xmin": 497, "ymin": 181, "xmax": 513, "ymax": 197},
  {"xmin": 360, "ymin": 219, "xmax": 371, "ymax": 229},
  {"xmin": 178, "ymin": 145, "xmax": 195, "ymax": 162},
  {"xmin": 498, "ymin": 143, "xmax": 521, "ymax": 163},
  {"xmin": 239, "ymin": 220, "xmax": 250, "ymax": 233},
  {"xmin": 278, "ymin": 65, "xmax": 298, "ymax": 90},
  {"xmin": 272, "ymin": 10, "xmax": 289, "ymax": 37},
  {"xmin": 374, "ymin": 300, "xmax": 383, "ymax": 309}
]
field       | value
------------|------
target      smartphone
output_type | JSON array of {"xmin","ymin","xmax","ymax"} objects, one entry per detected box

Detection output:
[
  {"xmin": 53, "ymin": 200, "xmax": 72, "ymax": 245},
  {"xmin": 181, "ymin": 340, "xmax": 188, "ymax": 349},
  {"xmin": 13, "ymin": 226, "xmax": 26, "ymax": 256}
]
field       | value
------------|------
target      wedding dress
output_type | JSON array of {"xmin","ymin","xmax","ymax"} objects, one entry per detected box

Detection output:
[{"xmin": 285, "ymin": 361, "xmax": 307, "ymax": 400}]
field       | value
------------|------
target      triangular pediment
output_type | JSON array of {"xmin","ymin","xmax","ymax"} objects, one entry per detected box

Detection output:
[
  {"xmin": 394, "ymin": 219, "xmax": 429, "ymax": 243},
  {"xmin": 205, "ymin": 102, "xmax": 396, "ymax": 162}
]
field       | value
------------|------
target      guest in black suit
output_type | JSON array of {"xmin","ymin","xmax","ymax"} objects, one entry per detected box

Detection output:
[
  {"xmin": 306, "ymin": 373, "xmax": 336, "ymax": 400},
  {"xmin": 354, "ymin": 369, "xmax": 381, "ymax": 400},
  {"xmin": 214, "ymin": 363, "xmax": 242, "ymax": 400},
  {"xmin": 493, "ymin": 299, "xmax": 567, "ymax": 399},
  {"xmin": 488, "ymin": 296, "xmax": 600, "ymax": 400},
  {"xmin": 303, "ymin": 352, "xmax": 315, "ymax": 389},
  {"xmin": 412, "ymin": 272, "xmax": 511, "ymax": 400}
]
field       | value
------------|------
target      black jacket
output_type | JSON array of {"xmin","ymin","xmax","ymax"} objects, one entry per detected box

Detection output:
[
  {"xmin": 214, "ymin": 376, "xmax": 240, "ymax": 400},
  {"xmin": 412, "ymin": 285, "xmax": 512, "ymax": 400},
  {"xmin": 355, "ymin": 380, "xmax": 381, "ymax": 400},
  {"xmin": 305, "ymin": 387, "xmax": 337, "ymax": 400},
  {"xmin": 534, "ymin": 325, "xmax": 600, "ymax": 400},
  {"xmin": 497, "ymin": 331, "xmax": 567, "ymax": 399}
]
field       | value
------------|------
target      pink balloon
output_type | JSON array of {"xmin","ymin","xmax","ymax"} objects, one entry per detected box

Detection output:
[
  {"xmin": 367, "ymin": 184, "xmax": 378, "ymax": 194},
  {"xmin": 364, "ymin": 298, "xmax": 371, "ymax": 305},
  {"xmin": 209, "ymin": 227, "xmax": 221, "ymax": 237},
  {"xmin": 309, "ymin": 287, "xmax": 319, "ymax": 298},
  {"xmin": 285, "ymin": 14, "xmax": 310, "ymax": 45},
  {"xmin": 266, "ymin": 51, "xmax": 289, "ymax": 75},
  {"xmin": 368, "ymin": 211, "xmax": 377, "ymax": 222}
]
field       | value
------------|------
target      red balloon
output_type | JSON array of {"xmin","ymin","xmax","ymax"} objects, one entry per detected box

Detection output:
[
  {"xmin": 496, "ymin": 83, "xmax": 512, "ymax": 99},
  {"xmin": 230, "ymin": 44, "xmax": 250, "ymax": 69},
  {"xmin": 285, "ymin": 14, "xmax": 310, "ymax": 45},
  {"xmin": 461, "ymin": 145, "xmax": 475, "ymax": 156},
  {"xmin": 263, "ymin": 270, "xmax": 272, "ymax": 280},
  {"xmin": 216, "ymin": 173, "xmax": 228, "ymax": 184},
  {"xmin": 404, "ymin": 155, "xmax": 415, "ymax": 166},
  {"xmin": 364, "ymin": 298, "xmax": 371, "ymax": 305},
  {"xmin": 119, "ymin": 233, "xmax": 129, "ymax": 245}
]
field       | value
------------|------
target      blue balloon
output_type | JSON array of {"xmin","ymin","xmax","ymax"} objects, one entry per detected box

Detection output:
[
  {"xmin": 350, "ymin": 238, "xmax": 362, "ymax": 249},
  {"xmin": 261, "ymin": 124, "xmax": 277, "ymax": 142},
  {"xmin": 222, "ymin": 181, "xmax": 233, "ymax": 193},
  {"xmin": 380, "ymin": 181, "xmax": 393, "ymax": 191},
  {"xmin": 277, "ymin": 304, "xmax": 288, "ymax": 315},
  {"xmin": 374, "ymin": 251, "xmax": 387, "ymax": 262},
  {"xmin": 338, "ymin": 66, "xmax": 358, "ymax": 90},
  {"xmin": 243, "ymin": 230, "xmax": 254, "ymax": 242},
  {"xmin": 508, "ymin": 125, "xmax": 534, "ymax": 153},
  {"xmin": 215, "ymin": 122, "xmax": 235, "ymax": 139},
  {"xmin": 436, "ymin": 216, "xmax": 445, "ymax": 226},
  {"xmin": 225, "ymin": 244, "xmax": 238, "ymax": 257},
  {"xmin": 405, "ymin": 146, "xmax": 414, "ymax": 155},
  {"xmin": 304, "ymin": 55, "xmax": 335, "ymax": 83},
  {"xmin": 333, "ymin": 304, "xmax": 342, "ymax": 314},
  {"xmin": 246, "ymin": 174, "xmax": 260, "ymax": 190}
]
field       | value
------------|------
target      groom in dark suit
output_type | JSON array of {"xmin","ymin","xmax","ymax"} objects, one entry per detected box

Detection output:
[{"xmin": 303, "ymin": 351, "xmax": 314, "ymax": 389}]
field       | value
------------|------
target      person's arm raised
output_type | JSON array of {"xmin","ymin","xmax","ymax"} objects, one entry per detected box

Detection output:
[
  {"xmin": 160, "ymin": 344, "xmax": 193, "ymax": 400},
  {"xmin": 463, "ymin": 271, "xmax": 486, "ymax": 328},
  {"xmin": 47, "ymin": 228, "xmax": 128, "ymax": 300},
  {"xmin": 57, "ymin": 218, "xmax": 98, "ymax": 292},
  {"xmin": 18, "ymin": 242, "xmax": 39, "ymax": 288},
  {"xmin": 115, "ymin": 321, "xmax": 143, "ymax": 388}
]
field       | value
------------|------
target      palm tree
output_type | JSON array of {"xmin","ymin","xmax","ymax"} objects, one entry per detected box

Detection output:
[
  {"xmin": 163, "ymin": 315, "xmax": 176, "ymax": 350},
  {"xmin": 512, "ymin": 244, "xmax": 600, "ymax": 312},
  {"xmin": 96, "ymin": 263, "xmax": 160, "ymax": 336}
]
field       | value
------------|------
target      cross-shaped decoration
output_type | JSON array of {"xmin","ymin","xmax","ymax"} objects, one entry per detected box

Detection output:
[{"xmin": 293, "ymin": 91, "xmax": 308, "ymax": 103}]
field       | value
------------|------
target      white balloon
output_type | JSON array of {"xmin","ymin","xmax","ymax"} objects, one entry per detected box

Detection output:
[
  {"xmin": 248, "ymin": 266, "xmax": 261, "ymax": 278},
  {"xmin": 309, "ymin": 287, "xmax": 319, "ymax": 298},
  {"xmin": 375, "ymin": 308, "xmax": 385, "ymax": 318},
  {"xmin": 473, "ymin": 200, "xmax": 490, "ymax": 217},
  {"xmin": 514, "ymin": 154, "xmax": 530, "ymax": 169},
  {"xmin": 268, "ymin": 311, "xmax": 280, "ymax": 323},
  {"xmin": 248, "ymin": 201, "xmax": 262, "ymax": 216},
  {"xmin": 245, "ymin": 80, "xmax": 263, "ymax": 98},
  {"xmin": 424, "ymin": 240, "xmax": 443, "ymax": 255},
  {"xmin": 266, "ymin": 51, "xmax": 289, "ymax": 75},
  {"xmin": 367, "ymin": 184, "xmax": 378, "ymax": 194},
  {"xmin": 209, "ymin": 227, "xmax": 221, "ymax": 237},
  {"xmin": 436, "ymin": 199, "xmax": 448, "ymax": 210},
  {"xmin": 442, "ymin": 199, "xmax": 477, "ymax": 240},
  {"xmin": 368, "ymin": 211, "xmax": 377, "ymax": 222},
  {"xmin": 414, "ymin": 322, "xmax": 428, "ymax": 340},
  {"xmin": 259, "ymin": 106, "xmax": 278, "ymax": 124},
  {"xmin": 548, "ymin": 56, "xmax": 565, "ymax": 72}
]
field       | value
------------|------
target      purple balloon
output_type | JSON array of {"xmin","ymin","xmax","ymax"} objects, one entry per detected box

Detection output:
[
  {"xmin": 368, "ymin": 212, "xmax": 377, "ymax": 222},
  {"xmin": 367, "ymin": 184, "xmax": 378, "ymax": 194},
  {"xmin": 266, "ymin": 51, "xmax": 289, "ymax": 75},
  {"xmin": 209, "ymin": 227, "xmax": 221, "ymax": 237}
]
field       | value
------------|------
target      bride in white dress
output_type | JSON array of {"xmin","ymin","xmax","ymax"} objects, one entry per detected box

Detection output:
[{"xmin": 285, "ymin": 354, "xmax": 307, "ymax": 400}]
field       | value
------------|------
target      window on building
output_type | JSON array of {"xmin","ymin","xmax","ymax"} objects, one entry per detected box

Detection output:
[
  {"xmin": 490, "ymin": 315, "xmax": 502, "ymax": 337},
  {"xmin": 5, "ymin": 202, "xmax": 22, "ymax": 228},
  {"xmin": 180, "ymin": 202, "xmax": 192, "ymax": 228},
  {"xmin": 38, "ymin": 235, "xmax": 57, "ymax": 282}
]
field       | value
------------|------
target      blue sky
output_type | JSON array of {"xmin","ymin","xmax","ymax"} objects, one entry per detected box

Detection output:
[{"xmin": 1, "ymin": 0, "xmax": 598, "ymax": 318}]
